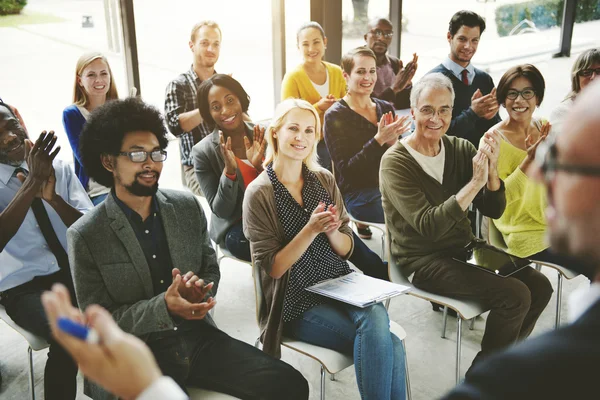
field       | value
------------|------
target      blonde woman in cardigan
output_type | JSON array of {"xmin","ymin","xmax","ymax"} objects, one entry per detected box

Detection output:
[
  {"xmin": 243, "ymin": 99, "xmax": 406, "ymax": 400},
  {"xmin": 281, "ymin": 22, "xmax": 346, "ymax": 171}
]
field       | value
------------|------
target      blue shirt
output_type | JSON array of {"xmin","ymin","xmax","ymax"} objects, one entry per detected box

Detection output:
[
  {"xmin": 0, "ymin": 160, "xmax": 92, "ymax": 291},
  {"xmin": 112, "ymin": 191, "xmax": 173, "ymax": 295},
  {"xmin": 442, "ymin": 57, "xmax": 475, "ymax": 86}
]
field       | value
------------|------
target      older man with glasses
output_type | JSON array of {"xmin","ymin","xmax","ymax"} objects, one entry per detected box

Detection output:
[
  {"xmin": 381, "ymin": 73, "xmax": 552, "ymax": 376},
  {"xmin": 443, "ymin": 79, "xmax": 600, "ymax": 400},
  {"xmin": 364, "ymin": 17, "xmax": 418, "ymax": 110}
]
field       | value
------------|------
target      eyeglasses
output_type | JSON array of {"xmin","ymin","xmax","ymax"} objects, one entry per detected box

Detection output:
[
  {"xmin": 117, "ymin": 150, "xmax": 167, "ymax": 163},
  {"xmin": 577, "ymin": 67, "xmax": 600, "ymax": 78},
  {"xmin": 535, "ymin": 138, "xmax": 600, "ymax": 183},
  {"xmin": 506, "ymin": 88, "xmax": 536, "ymax": 100},
  {"xmin": 417, "ymin": 106, "xmax": 453, "ymax": 118},
  {"xmin": 369, "ymin": 29, "xmax": 393, "ymax": 39}
]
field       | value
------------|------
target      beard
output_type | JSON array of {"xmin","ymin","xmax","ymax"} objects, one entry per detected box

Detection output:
[
  {"xmin": 121, "ymin": 171, "xmax": 160, "ymax": 197},
  {"xmin": 0, "ymin": 129, "xmax": 26, "ymax": 166}
]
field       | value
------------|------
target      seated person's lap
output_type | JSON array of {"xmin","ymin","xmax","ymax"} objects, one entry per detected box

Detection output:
[{"xmin": 344, "ymin": 188, "xmax": 385, "ymax": 224}]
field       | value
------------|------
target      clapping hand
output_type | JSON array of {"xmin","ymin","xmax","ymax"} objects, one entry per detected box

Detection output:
[
  {"xmin": 480, "ymin": 130, "xmax": 502, "ymax": 178},
  {"xmin": 306, "ymin": 202, "xmax": 340, "ymax": 235},
  {"xmin": 165, "ymin": 269, "xmax": 216, "ymax": 320},
  {"xmin": 521, "ymin": 122, "xmax": 550, "ymax": 175},
  {"xmin": 219, "ymin": 131, "xmax": 238, "ymax": 176},
  {"xmin": 244, "ymin": 125, "xmax": 267, "ymax": 171},
  {"xmin": 393, "ymin": 53, "xmax": 418, "ymax": 93},
  {"xmin": 16, "ymin": 131, "xmax": 60, "ymax": 202},
  {"xmin": 317, "ymin": 94, "xmax": 337, "ymax": 111},
  {"xmin": 471, "ymin": 88, "xmax": 499, "ymax": 120},
  {"xmin": 375, "ymin": 112, "xmax": 412, "ymax": 146}
]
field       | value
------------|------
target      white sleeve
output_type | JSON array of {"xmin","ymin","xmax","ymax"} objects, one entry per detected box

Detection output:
[{"xmin": 136, "ymin": 376, "xmax": 188, "ymax": 400}]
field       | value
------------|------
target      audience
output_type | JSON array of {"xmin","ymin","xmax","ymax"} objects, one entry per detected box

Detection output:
[
  {"xmin": 41, "ymin": 283, "xmax": 187, "ymax": 400},
  {"xmin": 324, "ymin": 46, "xmax": 410, "ymax": 239},
  {"xmin": 444, "ymin": 80, "xmax": 600, "ymax": 400},
  {"xmin": 165, "ymin": 20, "xmax": 221, "ymax": 196},
  {"xmin": 243, "ymin": 98, "xmax": 407, "ymax": 400},
  {"xmin": 281, "ymin": 21, "xmax": 347, "ymax": 171},
  {"xmin": 0, "ymin": 102, "xmax": 93, "ymax": 400},
  {"xmin": 192, "ymin": 74, "xmax": 266, "ymax": 261},
  {"xmin": 380, "ymin": 73, "xmax": 552, "ymax": 374},
  {"xmin": 63, "ymin": 52, "xmax": 119, "ymax": 206},
  {"xmin": 427, "ymin": 10, "xmax": 500, "ymax": 147},
  {"xmin": 70, "ymin": 98, "xmax": 308, "ymax": 400},
  {"xmin": 550, "ymin": 48, "xmax": 599, "ymax": 136},
  {"xmin": 364, "ymin": 17, "xmax": 417, "ymax": 110}
]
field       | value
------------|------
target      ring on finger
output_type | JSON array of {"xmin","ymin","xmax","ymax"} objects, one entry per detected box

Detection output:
[{"xmin": 191, "ymin": 310, "xmax": 195, "ymax": 315}]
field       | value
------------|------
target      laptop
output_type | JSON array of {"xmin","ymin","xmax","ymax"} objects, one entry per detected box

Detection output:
[{"xmin": 452, "ymin": 241, "xmax": 532, "ymax": 278}]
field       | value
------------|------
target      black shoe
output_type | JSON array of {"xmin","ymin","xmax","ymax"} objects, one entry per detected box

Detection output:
[
  {"xmin": 357, "ymin": 226, "xmax": 372, "ymax": 239},
  {"xmin": 431, "ymin": 301, "xmax": 458, "ymax": 317}
]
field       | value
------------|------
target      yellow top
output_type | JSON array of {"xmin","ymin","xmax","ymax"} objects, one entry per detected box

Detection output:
[
  {"xmin": 281, "ymin": 61, "xmax": 347, "ymax": 132},
  {"xmin": 492, "ymin": 127, "xmax": 548, "ymax": 258}
]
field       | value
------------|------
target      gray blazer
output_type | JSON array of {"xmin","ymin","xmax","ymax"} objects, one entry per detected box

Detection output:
[
  {"xmin": 192, "ymin": 123, "xmax": 254, "ymax": 244},
  {"xmin": 67, "ymin": 189, "xmax": 220, "ymax": 399}
]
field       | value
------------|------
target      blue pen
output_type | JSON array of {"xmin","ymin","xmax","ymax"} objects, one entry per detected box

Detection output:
[{"xmin": 57, "ymin": 318, "xmax": 99, "ymax": 344}]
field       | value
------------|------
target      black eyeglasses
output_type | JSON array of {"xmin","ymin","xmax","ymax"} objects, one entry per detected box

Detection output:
[
  {"xmin": 506, "ymin": 88, "xmax": 536, "ymax": 100},
  {"xmin": 577, "ymin": 67, "xmax": 600, "ymax": 78},
  {"xmin": 118, "ymin": 150, "xmax": 167, "ymax": 163},
  {"xmin": 369, "ymin": 29, "xmax": 393, "ymax": 39},
  {"xmin": 535, "ymin": 139, "xmax": 600, "ymax": 183}
]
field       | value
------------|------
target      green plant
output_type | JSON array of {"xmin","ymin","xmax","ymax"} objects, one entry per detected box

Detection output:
[
  {"xmin": 0, "ymin": 0, "xmax": 27, "ymax": 16},
  {"xmin": 495, "ymin": 0, "xmax": 600, "ymax": 37}
]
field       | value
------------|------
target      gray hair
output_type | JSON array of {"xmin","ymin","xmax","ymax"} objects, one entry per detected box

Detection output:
[{"xmin": 410, "ymin": 73, "xmax": 455, "ymax": 108}]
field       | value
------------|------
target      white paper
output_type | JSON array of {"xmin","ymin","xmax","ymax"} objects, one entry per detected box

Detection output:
[{"xmin": 306, "ymin": 272, "xmax": 411, "ymax": 308}]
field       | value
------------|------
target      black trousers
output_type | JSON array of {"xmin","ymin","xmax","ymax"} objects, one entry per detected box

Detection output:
[{"xmin": 1, "ymin": 270, "xmax": 78, "ymax": 400}]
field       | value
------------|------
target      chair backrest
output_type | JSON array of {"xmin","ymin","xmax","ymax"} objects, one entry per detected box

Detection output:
[
  {"xmin": 487, "ymin": 217, "xmax": 508, "ymax": 251},
  {"xmin": 0, "ymin": 304, "xmax": 49, "ymax": 351},
  {"xmin": 385, "ymin": 229, "xmax": 414, "ymax": 287}
]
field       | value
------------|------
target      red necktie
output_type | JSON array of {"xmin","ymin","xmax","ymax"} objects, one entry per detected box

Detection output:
[{"xmin": 461, "ymin": 69, "xmax": 469, "ymax": 86}]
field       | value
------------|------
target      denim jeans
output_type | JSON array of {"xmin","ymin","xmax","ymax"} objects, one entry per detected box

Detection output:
[
  {"xmin": 0, "ymin": 270, "xmax": 78, "ymax": 400},
  {"xmin": 344, "ymin": 188, "xmax": 385, "ymax": 223},
  {"xmin": 224, "ymin": 221, "xmax": 251, "ymax": 262},
  {"xmin": 350, "ymin": 232, "xmax": 389, "ymax": 281},
  {"xmin": 285, "ymin": 302, "xmax": 406, "ymax": 400},
  {"xmin": 147, "ymin": 319, "xmax": 308, "ymax": 400}
]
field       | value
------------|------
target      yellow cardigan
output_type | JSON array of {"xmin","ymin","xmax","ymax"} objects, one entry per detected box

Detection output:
[
  {"xmin": 492, "ymin": 124, "xmax": 548, "ymax": 258},
  {"xmin": 281, "ymin": 61, "xmax": 347, "ymax": 132}
]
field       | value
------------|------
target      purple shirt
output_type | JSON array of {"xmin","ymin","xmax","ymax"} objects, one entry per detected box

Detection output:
[{"xmin": 374, "ymin": 60, "xmax": 395, "ymax": 97}]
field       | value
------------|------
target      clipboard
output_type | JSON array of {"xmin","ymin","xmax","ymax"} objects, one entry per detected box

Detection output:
[{"xmin": 306, "ymin": 272, "xmax": 411, "ymax": 308}]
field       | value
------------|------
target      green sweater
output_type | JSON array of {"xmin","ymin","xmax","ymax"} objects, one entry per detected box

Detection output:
[{"xmin": 380, "ymin": 135, "xmax": 506, "ymax": 276}]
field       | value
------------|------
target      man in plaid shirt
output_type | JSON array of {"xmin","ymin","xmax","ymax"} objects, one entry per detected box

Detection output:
[{"xmin": 164, "ymin": 21, "xmax": 221, "ymax": 196}]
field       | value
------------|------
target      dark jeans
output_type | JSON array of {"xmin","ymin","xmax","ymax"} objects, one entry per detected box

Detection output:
[
  {"xmin": 148, "ymin": 320, "xmax": 308, "ymax": 400},
  {"xmin": 224, "ymin": 221, "xmax": 251, "ymax": 262},
  {"xmin": 412, "ymin": 258, "xmax": 553, "ymax": 372},
  {"xmin": 317, "ymin": 139, "xmax": 332, "ymax": 172},
  {"xmin": 0, "ymin": 271, "xmax": 78, "ymax": 400},
  {"xmin": 350, "ymin": 232, "xmax": 389, "ymax": 281},
  {"xmin": 344, "ymin": 188, "xmax": 385, "ymax": 224}
]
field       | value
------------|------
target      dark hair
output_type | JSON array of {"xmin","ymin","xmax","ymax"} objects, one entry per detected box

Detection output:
[
  {"xmin": 197, "ymin": 74, "xmax": 250, "ymax": 126},
  {"xmin": 296, "ymin": 21, "xmax": 325, "ymax": 45},
  {"xmin": 80, "ymin": 98, "xmax": 169, "ymax": 188},
  {"xmin": 448, "ymin": 10, "xmax": 486, "ymax": 36},
  {"xmin": 496, "ymin": 64, "xmax": 545, "ymax": 106},
  {"xmin": 341, "ymin": 46, "xmax": 377, "ymax": 73},
  {"xmin": 0, "ymin": 99, "xmax": 17, "ymax": 120}
]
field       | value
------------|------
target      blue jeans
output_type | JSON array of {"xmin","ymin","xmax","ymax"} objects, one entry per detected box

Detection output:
[
  {"xmin": 344, "ymin": 188, "xmax": 385, "ymax": 224},
  {"xmin": 224, "ymin": 221, "xmax": 251, "ymax": 262},
  {"xmin": 285, "ymin": 303, "xmax": 406, "ymax": 400}
]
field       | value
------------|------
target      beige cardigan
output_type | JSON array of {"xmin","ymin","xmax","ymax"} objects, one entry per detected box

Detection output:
[{"xmin": 242, "ymin": 167, "xmax": 354, "ymax": 358}]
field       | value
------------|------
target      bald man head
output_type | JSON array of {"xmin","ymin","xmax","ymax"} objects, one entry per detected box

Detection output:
[{"xmin": 541, "ymin": 80, "xmax": 600, "ymax": 280}]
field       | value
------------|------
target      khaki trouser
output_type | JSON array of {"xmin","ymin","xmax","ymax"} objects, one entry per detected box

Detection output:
[{"xmin": 182, "ymin": 165, "xmax": 203, "ymax": 197}]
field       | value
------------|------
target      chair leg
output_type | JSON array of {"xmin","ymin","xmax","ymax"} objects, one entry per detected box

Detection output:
[
  {"xmin": 403, "ymin": 340, "xmax": 412, "ymax": 400},
  {"xmin": 320, "ymin": 365, "xmax": 326, "ymax": 400},
  {"xmin": 455, "ymin": 317, "xmax": 462, "ymax": 385},
  {"xmin": 384, "ymin": 298, "xmax": 391, "ymax": 310},
  {"xmin": 469, "ymin": 318, "xmax": 475, "ymax": 330},
  {"xmin": 254, "ymin": 337, "xmax": 261, "ymax": 349},
  {"xmin": 381, "ymin": 233, "xmax": 385, "ymax": 261},
  {"xmin": 535, "ymin": 263, "xmax": 542, "ymax": 272},
  {"xmin": 330, "ymin": 373, "xmax": 335, "ymax": 381},
  {"xmin": 555, "ymin": 273, "xmax": 563, "ymax": 330},
  {"xmin": 441, "ymin": 306, "xmax": 448, "ymax": 338},
  {"xmin": 28, "ymin": 346, "xmax": 35, "ymax": 400}
]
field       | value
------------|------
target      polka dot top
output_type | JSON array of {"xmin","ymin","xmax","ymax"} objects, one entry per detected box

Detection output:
[{"xmin": 267, "ymin": 163, "xmax": 353, "ymax": 322}]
